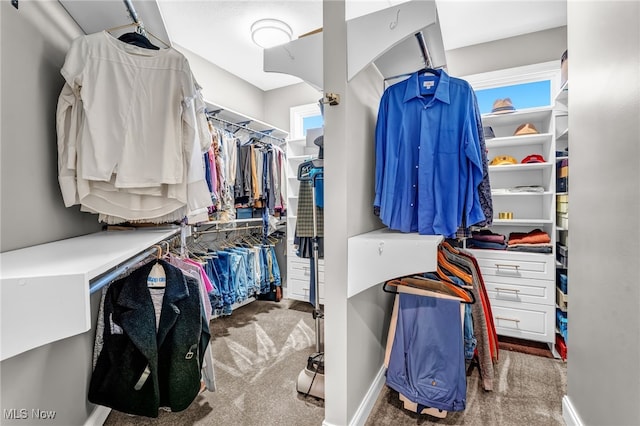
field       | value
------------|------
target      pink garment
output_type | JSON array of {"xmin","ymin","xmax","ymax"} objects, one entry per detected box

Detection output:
[{"xmin": 184, "ymin": 258, "xmax": 214, "ymax": 293}]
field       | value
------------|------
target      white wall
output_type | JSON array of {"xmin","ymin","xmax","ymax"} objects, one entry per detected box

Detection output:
[
  {"xmin": 566, "ymin": 2, "xmax": 640, "ymax": 425},
  {"xmin": 0, "ymin": 1, "xmax": 101, "ymax": 252},
  {"xmin": 446, "ymin": 26, "xmax": 567, "ymax": 77},
  {"xmin": 176, "ymin": 44, "xmax": 266, "ymax": 121},
  {"xmin": 264, "ymin": 82, "xmax": 322, "ymax": 132}
]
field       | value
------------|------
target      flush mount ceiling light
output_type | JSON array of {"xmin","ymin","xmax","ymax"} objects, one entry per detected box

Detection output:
[{"xmin": 251, "ymin": 18, "xmax": 293, "ymax": 49}]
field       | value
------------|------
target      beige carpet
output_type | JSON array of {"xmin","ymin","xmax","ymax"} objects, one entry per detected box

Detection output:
[
  {"xmin": 104, "ymin": 299, "xmax": 325, "ymax": 426},
  {"xmin": 102, "ymin": 298, "xmax": 566, "ymax": 426},
  {"xmin": 366, "ymin": 349, "xmax": 567, "ymax": 425}
]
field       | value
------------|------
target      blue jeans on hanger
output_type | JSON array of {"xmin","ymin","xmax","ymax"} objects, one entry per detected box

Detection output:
[
  {"xmin": 259, "ymin": 247, "xmax": 270, "ymax": 294},
  {"xmin": 227, "ymin": 249, "xmax": 249, "ymax": 302},
  {"xmin": 268, "ymin": 246, "xmax": 281, "ymax": 287},
  {"xmin": 205, "ymin": 257, "xmax": 223, "ymax": 313},
  {"xmin": 214, "ymin": 251, "xmax": 233, "ymax": 316}
]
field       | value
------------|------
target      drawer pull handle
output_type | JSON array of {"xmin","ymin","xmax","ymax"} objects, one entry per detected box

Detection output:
[
  {"xmin": 495, "ymin": 264, "xmax": 520, "ymax": 270},
  {"xmin": 495, "ymin": 287, "xmax": 520, "ymax": 293},
  {"xmin": 496, "ymin": 316, "xmax": 521, "ymax": 323}
]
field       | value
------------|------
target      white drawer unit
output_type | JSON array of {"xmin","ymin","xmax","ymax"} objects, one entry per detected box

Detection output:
[
  {"xmin": 469, "ymin": 249, "xmax": 556, "ymax": 344},
  {"xmin": 491, "ymin": 302, "xmax": 555, "ymax": 343},
  {"xmin": 484, "ymin": 275, "xmax": 555, "ymax": 306},
  {"xmin": 469, "ymin": 249, "xmax": 555, "ymax": 281},
  {"xmin": 286, "ymin": 244, "xmax": 325, "ymax": 304}
]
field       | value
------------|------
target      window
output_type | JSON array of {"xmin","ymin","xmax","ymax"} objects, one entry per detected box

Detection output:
[
  {"xmin": 290, "ymin": 103, "xmax": 323, "ymax": 139},
  {"xmin": 462, "ymin": 61, "xmax": 561, "ymax": 114}
]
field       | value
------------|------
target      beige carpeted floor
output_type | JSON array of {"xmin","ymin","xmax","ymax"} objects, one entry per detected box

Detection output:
[
  {"xmin": 104, "ymin": 298, "xmax": 325, "ymax": 426},
  {"xmin": 366, "ymin": 349, "xmax": 567, "ymax": 425},
  {"xmin": 103, "ymin": 298, "xmax": 566, "ymax": 426}
]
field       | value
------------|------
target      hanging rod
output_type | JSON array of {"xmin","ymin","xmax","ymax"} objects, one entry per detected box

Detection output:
[
  {"xmin": 122, "ymin": 0, "xmax": 147, "ymax": 36},
  {"xmin": 415, "ymin": 31, "xmax": 433, "ymax": 69},
  {"xmin": 383, "ymin": 31, "xmax": 438, "ymax": 85},
  {"xmin": 206, "ymin": 110, "xmax": 286, "ymax": 144},
  {"xmin": 89, "ymin": 246, "xmax": 157, "ymax": 294},
  {"xmin": 88, "ymin": 231, "xmax": 181, "ymax": 294}
]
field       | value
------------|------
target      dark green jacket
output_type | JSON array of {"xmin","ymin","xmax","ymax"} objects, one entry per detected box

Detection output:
[{"xmin": 89, "ymin": 260, "xmax": 210, "ymax": 417}]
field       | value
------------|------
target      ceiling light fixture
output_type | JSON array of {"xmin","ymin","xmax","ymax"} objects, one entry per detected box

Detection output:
[{"xmin": 251, "ymin": 18, "xmax": 293, "ymax": 49}]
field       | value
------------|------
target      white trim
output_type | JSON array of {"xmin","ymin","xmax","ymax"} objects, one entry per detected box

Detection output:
[
  {"xmin": 321, "ymin": 364, "xmax": 386, "ymax": 426},
  {"xmin": 562, "ymin": 395, "xmax": 584, "ymax": 426},
  {"xmin": 84, "ymin": 406, "xmax": 111, "ymax": 426},
  {"xmin": 289, "ymin": 103, "xmax": 322, "ymax": 140},
  {"xmin": 349, "ymin": 364, "xmax": 387, "ymax": 426}
]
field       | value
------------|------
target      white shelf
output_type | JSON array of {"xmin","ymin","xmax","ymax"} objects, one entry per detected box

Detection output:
[
  {"xmin": 554, "ymin": 81, "xmax": 569, "ymax": 107},
  {"xmin": 556, "ymin": 128, "xmax": 569, "ymax": 142},
  {"xmin": 347, "ymin": 228, "xmax": 442, "ymax": 298},
  {"xmin": 486, "ymin": 133, "xmax": 553, "ymax": 148},
  {"xmin": 489, "ymin": 162, "xmax": 554, "ymax": 172},
  {"xmin": 491, "ymin": 218, "xmax": 554, "ymax": 225},
  {"xmin": 0, "ymin": 227, "xmax": 180, "ymax": 361},
  {"xmin": 491, "ymin": 191, "xmax": 553, "ymax": 196},
  {"xmin": 481, "ymin": 106, "xmax": 553, "ymax": 127}
]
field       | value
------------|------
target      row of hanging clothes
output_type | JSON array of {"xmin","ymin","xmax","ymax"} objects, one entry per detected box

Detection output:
[
  {"xmin": 382, "ymin": 241, "xmax": 499, "ymax": 418},
  {"xmin": 89, "ymin": 226, "xmax": 285, "ymax": 418},
  {"xmin": 200, "ymin": 114, "xmax": 287, "ymax": 224},
  {"xmin": 187, "ymin": 227, "xmax": 285, "ymax": 316}
]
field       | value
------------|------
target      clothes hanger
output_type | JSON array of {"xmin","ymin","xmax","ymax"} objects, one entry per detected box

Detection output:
[
  {"xmin": 105, "ymin": 22, "xmax": 170, "ymax": 49},
  {"xmin": 383, "ymin": 277, "xmax": 475, "ymax": 304}
]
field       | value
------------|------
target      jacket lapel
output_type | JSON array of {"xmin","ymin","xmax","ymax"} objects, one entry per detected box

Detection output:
[
  {"xmin": 156, "ymin": 260, "xmax": 190, "ymax": 349},
  {"xmin": 116, "ymin": 262, "xmax": 159, "ymax": 364}
]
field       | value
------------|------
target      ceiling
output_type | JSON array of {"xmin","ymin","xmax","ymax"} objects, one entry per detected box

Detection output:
[{"xmin": 156, "ymin": 0, "xmax": 567, "ymax": 91}]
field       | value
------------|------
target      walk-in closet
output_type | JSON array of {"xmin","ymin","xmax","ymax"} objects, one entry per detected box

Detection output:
[{"xmin": 2, "ymin": 1, "xmax": 639, "ymax": 426}]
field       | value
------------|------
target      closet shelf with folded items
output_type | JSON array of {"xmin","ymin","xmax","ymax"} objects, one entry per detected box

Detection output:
[
  {"xmin": 381, "ymin": 242, "xmax": 499, "ymax": 418},
  {"xmin": 466, "ymin": 101, "xmax": 558, "ymax": 350}
]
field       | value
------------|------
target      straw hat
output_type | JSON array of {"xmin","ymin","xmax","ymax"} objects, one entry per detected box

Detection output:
[
  {"xmin": 514, "ymin": 123, "xmax": 539, "ymax": 136},
  {"xmin": 491, "ymin": 98, "xmax": 516, "ymax": 114}
]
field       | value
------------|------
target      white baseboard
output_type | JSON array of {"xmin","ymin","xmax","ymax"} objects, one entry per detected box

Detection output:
[
  {"xmin": 350, "ymin": 365, "xmax": 387, "ymax": 426},
  {"xmin": 562, "ymin": 395, "xmax": 584, "ymax": 426},
  {"xmin": 84, "ymin": 405, "xmax": 111, "ymax": 426},
  {"xmin": 321, "ymin": 365, "xmax": 386, "ymax": 426}
]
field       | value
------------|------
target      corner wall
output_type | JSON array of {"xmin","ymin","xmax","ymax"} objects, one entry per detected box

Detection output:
[
  {"xmin": 0, "ymin": 1, "xmax": 101, "ymax": 252},
  {"xmin": 566, "ymin": 2, "xmax": 640, "ymax": 424}
]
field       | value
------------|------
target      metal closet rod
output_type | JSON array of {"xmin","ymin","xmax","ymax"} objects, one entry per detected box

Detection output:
[
  {"xmin": 415, "ymin": 31, "xmax": 433, "ymax": 69},
  {"xmin": 206, "ymin": 110, "xmax": 285, "ymax": 144},
  {"xmin": 123, "ymin": 0, "xmax": 140, "ymax": 24},
  {"xmin": 88, "ymin": 233, "xmax": 180, "ymax": 295}
]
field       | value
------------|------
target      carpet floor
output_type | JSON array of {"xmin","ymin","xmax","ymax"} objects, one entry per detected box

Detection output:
[
  {"xmin": 103, "ymin": 299, "xmax": 566, "ymax": 426},
  {"xmin": 104, "ymin": 298, "xmax": 325, "ymax": 426}
]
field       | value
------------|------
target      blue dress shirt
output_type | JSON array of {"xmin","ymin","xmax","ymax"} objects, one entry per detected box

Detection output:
[{"xmin": 374, "ymin": 70, "xmax": 486, "ymax": 237}]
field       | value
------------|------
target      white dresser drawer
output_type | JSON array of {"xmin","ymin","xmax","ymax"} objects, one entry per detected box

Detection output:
[
  {"xmin": 289, "ymin": 259, "xmax": 324, "ymax": 283},
  {"xmin": 467, "ymin": 249, "xmax": 555, "ymax": 281},
  {"xmin": 287, "ymin": 247, "xmax": 325, "ymax": 269},
  {"xmin": 484, "ymin": 275, "xmax": 555, "ymax": 306},
  {"xmin": 287, "ymin": 277, "xmax": 324, "ymax": 304},
  {"xmin": 491, "ymin": 301, "xmax": 555, "ymax": 343}
]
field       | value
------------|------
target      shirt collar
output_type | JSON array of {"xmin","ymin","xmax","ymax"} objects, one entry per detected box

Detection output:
[{"xmin": 403, "ymin": 69, "xmax": 451, "ymax": 105}]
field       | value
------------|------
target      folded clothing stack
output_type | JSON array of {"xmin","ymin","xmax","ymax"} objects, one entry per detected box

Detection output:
[
  {"xmin": 467, "ymin": 229, "xmax": 507, "ymax": 250},
  {"xmin": 507, "ymin": 229, "xmax": 552, "ymax": 253}
]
